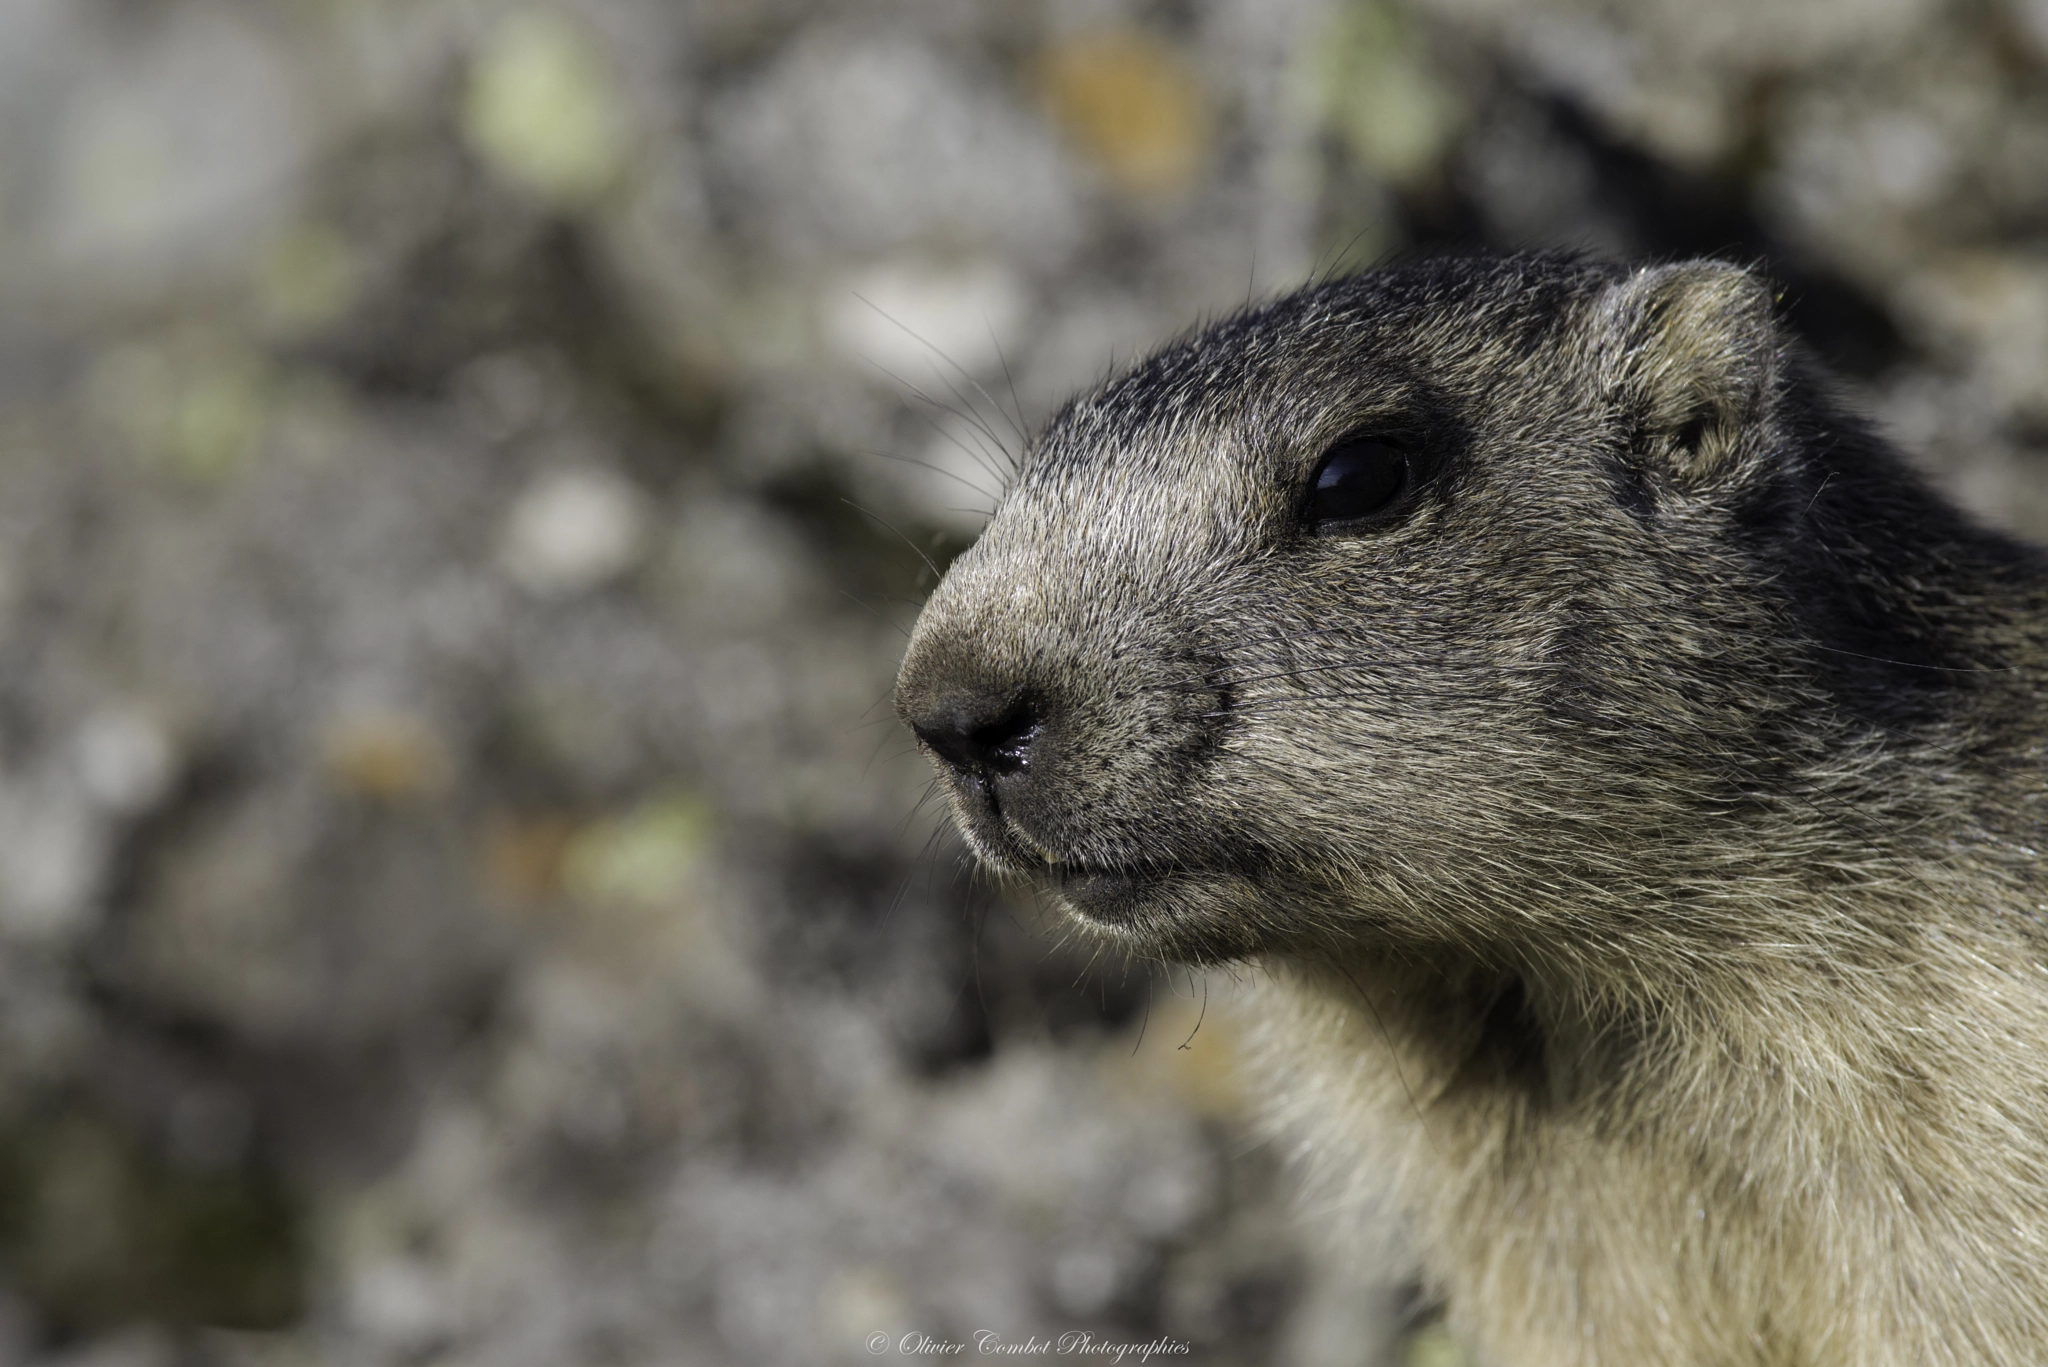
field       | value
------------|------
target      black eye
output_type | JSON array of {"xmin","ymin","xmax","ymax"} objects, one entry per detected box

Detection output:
[{"xmin": 1306, "ymin": 438, "xmax": 1408, "ymax": 529}]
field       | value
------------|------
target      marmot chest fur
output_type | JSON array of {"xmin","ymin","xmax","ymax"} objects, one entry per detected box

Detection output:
[{"xmin": 895, "ymin": 255, "xmax": 2048, "ymax": 1367}]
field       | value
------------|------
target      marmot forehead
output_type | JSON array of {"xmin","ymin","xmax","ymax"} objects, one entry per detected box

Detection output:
[{"xmin": 1020, "ymin": 252, "xmax": 1623, "ymax": 486}]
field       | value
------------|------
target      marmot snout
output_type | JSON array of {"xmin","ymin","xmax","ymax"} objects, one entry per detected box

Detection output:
[{"xmin": 898, "ymin": 254, "xmax": 2048, "ymax": 1366}]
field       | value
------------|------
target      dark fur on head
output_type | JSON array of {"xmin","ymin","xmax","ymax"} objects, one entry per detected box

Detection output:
[{"xmin": 898, "ymin": 254, "xmax": 2048, "ymax": 1365}]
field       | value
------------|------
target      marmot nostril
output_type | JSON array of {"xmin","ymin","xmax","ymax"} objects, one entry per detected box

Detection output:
[{"xmin": 909, "ymin": 697, "xmax": 1042, "ymax": 778}]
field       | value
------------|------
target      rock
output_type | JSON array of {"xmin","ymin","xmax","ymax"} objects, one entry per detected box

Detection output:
[
  {"xmin": 821, "ymin": 258, "xmax": 1030, "ymax": 382},
  {"xmin": 34, "ymin": 6, "xmax": 309, "ymax": 301},
  {"xmin": 707, "ymin": 30, "xmax": 1082, "ymax": 266},
  {"xmin": 497, "ymin": 465, "xmax": 649, "ymax": 598},
  {"xmin": 72, "ymin": 709, "xmax": 178, "ymax": 818},
  {"xmin": 0, "ymin": 785, "xmax": 104, "ymax": 944},
  {"xmin": 461, "ymin": 10, "xmax": 631, "ymax": 209}
]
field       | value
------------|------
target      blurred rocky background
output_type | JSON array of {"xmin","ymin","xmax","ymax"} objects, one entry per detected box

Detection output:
[{"xmin": 0, "ymin": 0, "xmax": 2042, "ymax": 1364}]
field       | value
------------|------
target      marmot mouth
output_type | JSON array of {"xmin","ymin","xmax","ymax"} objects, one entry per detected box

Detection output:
[
  {"xmin": 1046, "ymin": 860, "xmax": 1179, "ymax": 925},
  {"xmin": 1050, "ymin": 861, "xmax": 1145, "ymax": 891},
  {"xmin": 1041, "ymin": 856, "xmax": 1285, "ymax": 961}
]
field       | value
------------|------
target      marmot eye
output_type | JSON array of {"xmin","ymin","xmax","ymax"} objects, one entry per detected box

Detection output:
[{"xmin": 1306, "ymin": 438, "xmax": 1408, "ymax": 528}]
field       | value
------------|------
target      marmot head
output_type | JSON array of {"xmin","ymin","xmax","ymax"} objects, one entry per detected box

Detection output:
[{"xmin": 897, "ymin": 255, "xmax": 1978, "ymax": 969}]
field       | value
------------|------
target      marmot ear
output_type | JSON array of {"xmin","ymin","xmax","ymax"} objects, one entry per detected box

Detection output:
[{"xmin": 1596, "ymin": 261, "xmax": 1780, "ymax": 484}]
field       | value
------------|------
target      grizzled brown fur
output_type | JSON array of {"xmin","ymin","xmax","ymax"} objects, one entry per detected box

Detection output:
[{"xmin": 895, "ymin": 255, "xmax": 2048, "ymax": 1366}]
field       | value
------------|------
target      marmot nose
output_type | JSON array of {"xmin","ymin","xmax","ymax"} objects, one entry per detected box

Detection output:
[{"xmin": 908, "ymin": 695, "xmax": 1043, "ymax": 781}]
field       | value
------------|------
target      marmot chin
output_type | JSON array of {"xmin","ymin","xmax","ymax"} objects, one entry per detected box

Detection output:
[{"xmin": 895, "ymin": 254, "xmax": 2048, "ymax": 1366}]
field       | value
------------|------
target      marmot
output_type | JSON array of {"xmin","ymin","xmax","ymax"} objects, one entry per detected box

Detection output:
[{"xmin": 895, "ymin": 255, "xmax": 2048, "ymax": 1366}]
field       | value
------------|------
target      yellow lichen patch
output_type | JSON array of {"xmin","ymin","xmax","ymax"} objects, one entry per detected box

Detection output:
[
  {"xmin": 88, "ymin": 335, "xmax": 277, "ymax": 485},
  {"xmin": 546, "ymin": 794, "xmax": 725, "ymax": 987},
  {"xmin": 816, "ymin": 1263, "xmax": 913, "ymax": 1354},
  {"xmin": 256, "ymin": 221, "xmax": 357, "ymax": 334},
  {"xmin": 559, "ymin": 793, "xmax": 713, "ymax": 910},
  {"xmin": 1309, "ymin": 0, "xmax": 1460, "ymax": 187},
  {"xmin": 1404, "ymin": 1321, "xmax": 1469, "ymax": 1367},
  {"xmin": 1039, "ymin": 31, "xmax": 1209, "ymax": 198},
  {"xmin": 321, "ymin": 711, "xmax": 452, "ymax": 801},
  {"xmin": 461, "ymin": 10, "xmax": 629, "ymax": 208},
  {"xmin": 1103, "ymin": 981, "xmax": 1246, "ymax": 1119}
]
